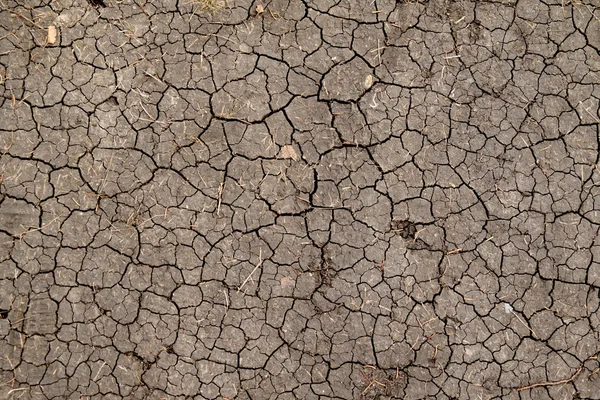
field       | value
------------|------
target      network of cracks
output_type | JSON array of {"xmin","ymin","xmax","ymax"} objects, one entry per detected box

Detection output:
[{"xmin": 0, "ymin": 0, "xmax": 600, "ymax": 399}]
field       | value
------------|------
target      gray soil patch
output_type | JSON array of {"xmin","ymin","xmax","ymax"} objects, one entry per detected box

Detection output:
[{"xmin": 1, "ymin": 0, "xmax": 599, "ymax": 399}]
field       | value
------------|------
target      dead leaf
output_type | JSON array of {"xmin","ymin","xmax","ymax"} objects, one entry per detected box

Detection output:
[
  {"xmin": 280, "ymin": 145, "xmax": 298, "ymax": 161},
  {"xmin": 47, "ymin": 25, "xmax": 57, "ymax": 44},
  {"xmin": 256, "ymin": 4, "xmax": 265, "ymax": 14}
]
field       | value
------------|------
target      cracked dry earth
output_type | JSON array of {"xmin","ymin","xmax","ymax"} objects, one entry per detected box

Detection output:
[{"xmin": 2, "ymin": 0, "xmax": 600, "ymax": 399}]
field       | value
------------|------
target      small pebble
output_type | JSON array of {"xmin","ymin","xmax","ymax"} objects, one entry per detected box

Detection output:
[{"xmin": 365, "ymin": 74, "xmax": 373, "ymax": 89}]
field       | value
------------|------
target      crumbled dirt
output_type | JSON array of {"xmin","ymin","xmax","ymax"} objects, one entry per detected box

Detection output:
[{"xmin": 1, "ymin": 0, "xmax": 600, "ymax": 399}]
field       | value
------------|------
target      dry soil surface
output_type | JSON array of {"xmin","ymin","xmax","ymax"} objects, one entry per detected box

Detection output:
[{"xmin": 1, "ymin": 0, "xmax": 600, "ymax": 399}]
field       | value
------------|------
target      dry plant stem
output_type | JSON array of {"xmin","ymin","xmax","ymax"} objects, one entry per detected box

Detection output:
[
  {"xmin": 12, "ymin": 217, "xmax": 60, "ymax": 240},
  {"xmin": 7, "ymin": 388, "xmax": 27, "ymax": 395},
  {"xmin": 518, "ymin": 352, "xmax": 600, "ymax": 391},
  {"xmin": 511, "ymin": 310, "xmax": 538, "ymax": 338},
  {"xmin": 216, "ymin": 182, "xmax": 224, "ymax": 215},
  {"xmin": 360, "ymin": 369, "xmax": 386, "ymax": 395},
  {"xmin": 10, "ymin": 12, "xmax": 43, "ymax": 29},
  {"xmin": 238, "ymin": 249, "xmax": 262, "ymax": 292},
  {"xmin": 517, "ymin": 366, "xmax": 583, "ymax": 391}
]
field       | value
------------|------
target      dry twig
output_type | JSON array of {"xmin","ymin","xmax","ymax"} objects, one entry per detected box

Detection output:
[
  {"xmin": 518, "ymin": 353, "xmax": 600, "ymax": 391},
  {"xmin": 238, "ymin": 249, "xmax": 263, "ymax": 292},
  {"xmin": 518, "ymin": 366, "xmax": 583, "ymax": 391}
]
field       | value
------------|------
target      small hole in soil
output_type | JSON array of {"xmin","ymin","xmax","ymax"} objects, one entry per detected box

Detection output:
[
  {"xmin": 87, "ymin": 0, "xmax": 107, "ymax": 7},
  {"xmin": 391, "ymin": 220, "xmax": 417, "ymax": 240},
  {"xmin": 0, "ymin": 310, "xmax": 9, "ymax": 319}
]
